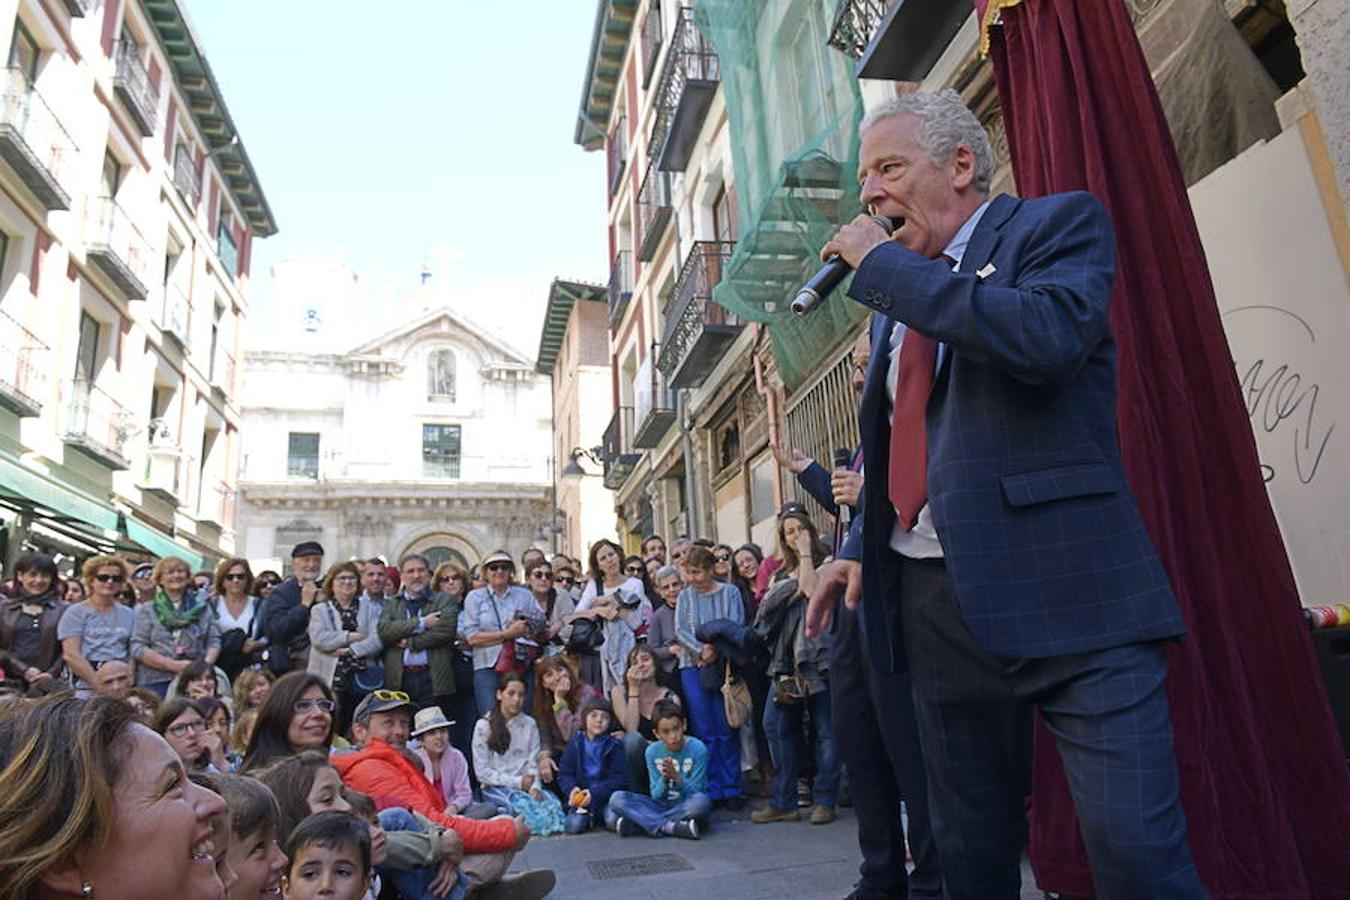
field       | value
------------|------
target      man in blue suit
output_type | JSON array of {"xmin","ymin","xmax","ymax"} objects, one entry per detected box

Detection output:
[{"xmin": 806, "ymin": 90, "xmax": 1207, "ymax": 898}]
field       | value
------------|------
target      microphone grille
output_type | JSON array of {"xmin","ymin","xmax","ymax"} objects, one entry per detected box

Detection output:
[{"xmin": 869, "ymin": 214, "xmax": 901, "ymax": 233}]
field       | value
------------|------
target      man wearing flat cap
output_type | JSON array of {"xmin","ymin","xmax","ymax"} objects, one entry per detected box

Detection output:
[{"xmin": 258, "ymin": 540, "xmax": 325, "ymax": 674}]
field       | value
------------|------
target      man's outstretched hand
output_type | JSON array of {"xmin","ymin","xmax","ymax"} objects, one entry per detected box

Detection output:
[{"xmin": 805, "ymin": 559, "xmax": 862, "ymax": 637}]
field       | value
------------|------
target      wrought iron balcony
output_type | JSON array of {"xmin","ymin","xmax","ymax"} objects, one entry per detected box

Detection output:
[
  {"xmin": 160, "ymin": 282, "xmax": 190, "ymax": 348},
  {"xmin": 87, "ymin": 196, "xmax": 151, "ymax": 300},
  {"xmin": 649, "ymin": 6, "xmax": 719, "ymax": 173},
  {"xmin": 636, "ymin": 162, "xmax": 672, "ymax": 262},
  {"xmin": 607, "ymin": 121, "xmax": 627, "ymax": 198},
  {"xmin": 113, "ymin": 40, "xmax": 158, "ymax": 136},
  {"xmin": 0, "ymin": 308, "xmax": 48, "ymax": 417},
  {"xmin": 657, "ymin": 240, "xmax": 740, "ymax": 390},
  {"xmin": 607, "ymin": 250, "xmax": 633, "ymax": 331},
  {"xmin": 172, "ymin": 147, "xmax": 200, "ymax": 207},
  {"xmin": 639, "ymin": 3, "xmax": 664, "ymax": 88},
  {"xmin": 65, "ymin": 378, "xmax": 131, "ymax": 470},
  {"xmin": 0, "ymin": 68, "xmax": 77, "ymax": 210},
  {"xmin": 633, "ymin": 351, "xmax": 676, "ymax": 449},
  {"xmin": 602, "ymin": 405, "xmax": 641, "ymax": 490},
  {"xmin": 828, "ymin": 0, "xmax": 888, "ymax": 60}
]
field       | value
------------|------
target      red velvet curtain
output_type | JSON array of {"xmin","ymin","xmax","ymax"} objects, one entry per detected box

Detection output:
[{"xmin": 974, "ymin": 1, "xmax": 1350, "ymax": 896}]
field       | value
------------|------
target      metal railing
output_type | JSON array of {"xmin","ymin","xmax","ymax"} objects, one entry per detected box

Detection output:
[
  {"xmin": 649, "ymin": 7, "xmax": 719, "ymax": 167},
  {"xmin": 113, "ymin": 40, "xmax": 158, "ymax": 134},
  {"xmin": 87, "ymin": 195, "xmax": 153, "ymax": 295},
  {"xmin": 161, "ymin": 282, "xmax": 191, "ymax": 347},
  {"xmin": 0, "ymin": 308, "xmax": 48, "ymax": 412},
  {"xmin": 607, "ymin": 119, "xmax": 628, "ymax": 197},
  {"xmin": 172, "ymin": 147, "xmax": 200, "ymax": 207},
  {"xmin": 636, "ymin": 161, "xmax": 672, "ymax": 262},
  {"xmin": 602, "ymin": 405, "xmax": 639, "ymax": 490},
  {"xmin": 640, "ymin": 2, "xmax": 664, "ymax": 88},
  {"xmin": 607, "ymin": 250, "xmax": 633, "ymax": 330},
  {"xmin": 66, "ymin": 378, "xmax": 131, "ymax": 465},
  {"xmin": 783, "ymin": 349, "xmax": 860, "ymax": 524},
  {"xmin": 0, "ymin": 67, "xmax": 78, "ymax": 207},
  {"xmin": 633, "ymin": 350, "xmax": 677, "ymax": 448},
  {"xmin": 658, "ymin": 240, "xmax": 736, "ymax": 379},
  {"xmin": 827, "ymin": 0, "xmax": 889, "ymax": 60}
]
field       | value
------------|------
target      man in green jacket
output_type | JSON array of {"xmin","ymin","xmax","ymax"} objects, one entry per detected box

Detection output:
[{"xmin": 377, "ymin": 553, "xmax": 458, "ymax": 713}]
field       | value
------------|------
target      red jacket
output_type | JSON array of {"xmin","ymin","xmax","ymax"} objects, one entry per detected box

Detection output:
[{"xmin": 331, "ymin": 741, "xmax": 516, "ymax": 854}]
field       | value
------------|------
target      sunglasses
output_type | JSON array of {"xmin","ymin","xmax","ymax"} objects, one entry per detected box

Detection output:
[
  {"xmin": 258, "ymin": 579, "xmax": 279, "ymax": 587},
  {"xmin": 625, "ymin": 566, "xmax": 644, "ymax": 575},
  {"xmin": 438, "ymin": 574, "xmax": 463, "ymax": 582},
  {"xmin": 531, "ymin": 570, "xmax": 553, "ymax": 579},
  {"xmin": 485, "ymin": 563, "xmax": 512, "ymax": 572},
  {"xmin": 224, "ymin": 573, "xmax": 248, "ymax": 581},
  {"xmin": 293, "ymin": 698, "xmax": 337, "ymax": 714},
  {"xmin": 93, "ymin": 573, "xmax": 125, "ymax": 583},
  {"xmin": 167, "ymin": 719, "xmax": 209, "ymax": 738},
  {"xmin": 554, "ymin": 576, "xmax": 574, "ymax": 586},
  {"xmin": 371, "ymin": 689, "xmax": 410, "ymax": 702},
  {"xmin": 714, "ymin": 554, "xmax": 731, "ymax": 562}
]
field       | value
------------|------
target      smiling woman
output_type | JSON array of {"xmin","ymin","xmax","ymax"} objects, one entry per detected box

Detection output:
[
  {"xmin": 0, "ymin": 693, "xmax": 229, "ymax": 900},
  {"xmin": 240, "ymin": 671, "xmax": 337, "ymax": 772}
]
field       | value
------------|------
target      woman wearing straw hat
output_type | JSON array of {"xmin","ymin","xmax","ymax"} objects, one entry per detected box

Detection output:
[{"xmin": 410, "ymin": 706, "xmax": 496, "ymax": 819}]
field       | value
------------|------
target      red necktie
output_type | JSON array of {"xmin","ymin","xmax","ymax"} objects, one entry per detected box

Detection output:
[{"xmin": 887, "ymin": 256, "xmax": 951, "ymax": 529}]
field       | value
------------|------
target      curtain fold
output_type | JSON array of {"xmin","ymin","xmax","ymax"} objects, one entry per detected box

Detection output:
[{"xmin": 975, "ymin": 1, "xmax": 1350, "ymax": 896}]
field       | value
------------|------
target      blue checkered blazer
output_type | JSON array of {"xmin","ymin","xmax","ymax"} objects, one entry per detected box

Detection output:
[{"xmin": 838, "ymin": 192, "xmax": 1186, "ymax": 673}]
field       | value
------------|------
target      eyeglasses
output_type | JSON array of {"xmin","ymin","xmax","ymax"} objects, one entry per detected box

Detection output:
[
  {"xmin": 485, "ymin": 563, "xmax": 512, "ymax": 573},
  {"xmin": 93, "ymin": 573, "xmax": 125, "ymax": 583},
  {"xmin": 258, "ymin": 579, "xmax": 279, "ymax": 588},
  {"xmin": 293, "ymin": 698, "xmax": 337, "ymax": 714},
  {"xmin": 531, "ymin": 570, "xmax": 553, "ymax": 579},
  {"xmin": 167, "ymin": 719, "xmax": 209, "ymax": 738},
  {"xmin": 371, "ymin": 689, "xmax": 410, "ymax": 702},
  {"xmin": 224, "ymin": 573, "xmax": 248, "ymax": 582},
  {"xmin": 554, "ymin": 576, "xmax": 574, "ymax": 586}
]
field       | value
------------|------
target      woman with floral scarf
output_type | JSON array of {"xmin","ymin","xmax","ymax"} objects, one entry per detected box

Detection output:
[{"xmin": 131, "ymin": 555, "xmax": 221, "ymax": 696}]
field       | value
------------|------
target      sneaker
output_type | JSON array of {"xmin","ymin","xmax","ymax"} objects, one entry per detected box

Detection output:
[
  {"xmin": 473, "ymin": 868, "xmax": 556, "ymax": 900},
  {"xmin": 750, "ymin": 805, "xmax": 800, "ymax": 824},
  {"xmin": 668, "ymin": 818, "xmax": 700, "ymax": 840},
  {"xmin": 809, "ymin": 805, "xmax": 837, "ymax": 825},
  {"xmin": 612, "ymin": 816, "xmax": 642, "ymax": 837},
  {"xmin": 797, "ymin": 778, "xmax": 812, "ymax": 808}
]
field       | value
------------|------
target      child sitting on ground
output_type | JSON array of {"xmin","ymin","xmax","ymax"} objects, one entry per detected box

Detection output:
[
  {"xmin": 556, "ymin": 696, "xmax": 627, "ymax": 833},
  {"xmin": 605, "ymin": 698, "xmax": 711, "ymax": 840},
  {"xmin": 283, "ymin": 810, "xmax": 373, "ymax": 900}
]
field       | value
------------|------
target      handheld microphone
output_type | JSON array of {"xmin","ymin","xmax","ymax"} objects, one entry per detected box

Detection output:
[
  {"xmin": 832, "ymin": 447, "xmax": 853, "ymax": 528},
  {"xmin": 791, "ymin": 215, "xmax": 901, "ymax": 316}
]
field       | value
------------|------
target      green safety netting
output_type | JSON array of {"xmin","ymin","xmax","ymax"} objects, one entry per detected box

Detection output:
[{"xmin": 695, "ymin": 0, "xmax": 868, "ymax": 392}]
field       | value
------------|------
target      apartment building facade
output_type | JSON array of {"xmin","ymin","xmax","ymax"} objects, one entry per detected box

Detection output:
[{"xmin": 0, "ymin": 0, "xmax": 274, "ymax": 573}]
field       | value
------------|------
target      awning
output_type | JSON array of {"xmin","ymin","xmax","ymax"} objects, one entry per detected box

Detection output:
[
  {"xmin": 0, "ymin": 452, "xmax": 119, "ymax": 532},
  {"xmin": 123, "ymin": 517, "xmax": 204, "ymax": 571}
]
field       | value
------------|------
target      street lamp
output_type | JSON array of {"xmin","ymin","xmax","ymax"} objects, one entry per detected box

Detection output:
[{"xmin": 561, "ymin": 446, "xmax": 605, "ymax": 479}]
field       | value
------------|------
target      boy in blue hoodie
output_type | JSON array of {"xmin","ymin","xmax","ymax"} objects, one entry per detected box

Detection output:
[
  {"xmin": 605, "ymin": 699, "xmax": 711, "ymax": 839},
  {"xmin": 557, "ymin": 696, "xmax": 628, "ymax": 833}
]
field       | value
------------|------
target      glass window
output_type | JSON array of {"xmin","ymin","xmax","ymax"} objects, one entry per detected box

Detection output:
[
  {"xmin": 216, "ymin": 214, "xmax": 238, "ymax": 274},
  {"xmin": 9, "ymin": 22, "xmax": 38, "ymax": 83},
  {"xmin": 422, "ymin": 424, "xmax": 461, "ymax": 479},
  {"xmin": 75, "ymin": 311, "xmax": 100, "ymax": 384},
  {"xmin": 287, "ymin": 433, "xmax": 320, "ymax": 479},
  {"xmin": 101, "ymin": 150, "xmax": 121, "ymax": 197}
]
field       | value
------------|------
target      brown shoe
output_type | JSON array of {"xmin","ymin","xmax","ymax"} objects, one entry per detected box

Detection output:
[
  {"xmin": 472, "ymin": 869, "xmax": 556, "ymax": 900},
  {"xmin": 809, "ymin": 805, "xmax": 837, "ymax": 825},
  {"xmin": 751, "ymin": 805, "xmax": 800, "ymax": 824}
]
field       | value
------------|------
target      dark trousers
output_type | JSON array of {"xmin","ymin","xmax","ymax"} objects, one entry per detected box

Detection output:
[
  {"xmin": 891, "ymin": 555, "xmax": 1207, "ymax": 900},
  {"xmin": 831, "ymin": 602, "xmax": 942, "ymax": 898}
]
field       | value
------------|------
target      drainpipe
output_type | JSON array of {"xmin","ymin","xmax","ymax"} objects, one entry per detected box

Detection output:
[{"xmin": 677, "ymin": 388, "xmax": 701, "ymax": 538}]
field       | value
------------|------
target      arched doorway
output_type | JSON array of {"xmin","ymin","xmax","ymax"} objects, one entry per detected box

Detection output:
[
  {"xmin": 402, "ymin": 532, "xmax": 480, "ymax": 570},
  {"xmin": 423, "ymin": 545, "xmax": 468, "ymax": 570}
]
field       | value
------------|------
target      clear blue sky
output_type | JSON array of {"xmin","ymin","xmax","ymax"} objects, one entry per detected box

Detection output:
[{"xmin": 183, "ymin": 0, "xmax": 608, "ymax": 348}]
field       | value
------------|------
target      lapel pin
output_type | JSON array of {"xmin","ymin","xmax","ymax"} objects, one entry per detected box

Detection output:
[{"xmin": 976, "ymin": 262, "xmax": 997, "ymax": 280}]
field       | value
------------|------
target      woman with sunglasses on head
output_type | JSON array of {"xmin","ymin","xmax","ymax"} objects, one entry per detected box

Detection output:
[
  {"xmin": 132, "ymin": 556, "xmax": 222, "ymax": 698},
  {"xmin": 212, "ymin": 557, "xmax": 266, "ymax": 681},
  {"xmin": 460, "ymin": 551, "xmax": 546, "ymax": 722},
  {"xmin": 58, "ymin": 554, "xmax": 137, "ymax": 694},
  {"xmin": 309, "ymin": 561, "xmax": 385, "ymax": 737},
  {"xmin": 241, "ymin": 670, "xmax": 340, "ymax": 771}
]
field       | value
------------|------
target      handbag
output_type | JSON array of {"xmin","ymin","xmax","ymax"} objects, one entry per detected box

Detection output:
[
  {"xmin": 353, "ymin": 659, "xmax": 386, "ymax": 694},
  {"xmin": 722, "ymin": 667, "xmax": 753, "ymax": 729},
  {"xmin": 565, "ymin": 617, "xmax": 605, "ymax": 654}
]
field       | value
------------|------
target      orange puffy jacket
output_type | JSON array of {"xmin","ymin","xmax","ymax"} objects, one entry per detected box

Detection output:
[{"xmin": 331, "ymin": 741, "xmax": 517, "ymax": 854}]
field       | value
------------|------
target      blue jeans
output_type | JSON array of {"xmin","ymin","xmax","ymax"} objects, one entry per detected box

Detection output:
[
  {"xmin": 604, "ymin": 790, "xmax": 713, "ymax": 836},
  {"xmin": 762, "ymin": 689, "xmax": 840, "ymax": 812},
  {"xmin": 564, "ymin": 810, "xmax": 594, "ymax": 834},
  {"xmin": 376, "ymin": 807, "xmax": 470, "ymax": 900},
  {"xmin": 679, "ymin": 667, "xmax": 740, "ymax": 799},
  {"xmin": 472, "ymin": 667, "xmax": 501, "ymax": 723}
]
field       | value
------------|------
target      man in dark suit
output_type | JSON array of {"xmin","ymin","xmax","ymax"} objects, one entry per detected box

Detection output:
[
  {"xmin": 807, "ymin": 90, "xmax": 1207, "ymax": 898},
  {"xmin": 258, "ymin": 540, "xmax": 325, "ymax": 674}
]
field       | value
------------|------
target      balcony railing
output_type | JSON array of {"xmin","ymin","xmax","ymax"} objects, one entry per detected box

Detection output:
[
  {"xmin": 636, "ymin": 162, "xmax": 672, "ymax": 262},
  {"xmin": 640, "ymin": 3, "xmax": 664, "ymax": 88},
  {"xmin": 607, "ymin": 121, "xmax": 628, "ymax": 197},
  {"xmin": 65, "ymin": 378, "xmax": 131, "ymax": 469},
  {"xmin": 633, "ymin": 351, "xmax": 676, "ymax": 448},
  {"xmin": 172, "ymin": 147, "xmax": 200, "ymax": 207},
  {"xmin": 87, "ymin": 195, "xmax": 151, "ymax": 299},
  {"xmin": 160, "ymin": 282, "xmax": 190, "ymax": 348},
  {"xmin": 657, "ymin": 240, "xmax": 740, "ymax": 389},
  {"xmin": 113, "ymin": 40, "xmax": 158, "ymax": 136},
  {"xmin": 0, "ymin": 68, "xmax": 77, "ymax": 210},
  {"xmin": 0, "ymin": 308, "xmax": 48, "ymax": 417},
  {"xmin": 607, "ymin": 250, "xmax": 633, "ymax": 331},
  {"xmin": 827, "ymin": 0, "xmax": 888, "ymax": 60},
  {"xmin": 602, "ymin": 405, "xmax": 641, "ymax": 490},
  {"xmin": 142, "ymin": 423, "xmax": 183, "ymax": 505},
  {"xmin": 649, "ymin": 6, "xmax": 719, "ymax": 172}
]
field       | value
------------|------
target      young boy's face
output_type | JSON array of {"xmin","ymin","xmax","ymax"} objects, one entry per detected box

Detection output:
[
  {"xmin": 655, "ymin": 715, "xmax": 687, "ymax": 752},
  {"xmin": 283, "ymin": 840, "xmax": 371, "ymax": 900},
  {"xmin": 226, "ymin": 825, "xmax": 286, "ymax": 900},
  {"xmin": 583, "ymin": 709, "xmax": 610, "ymax": 738},
  {"xmin": 365, "ymin": 816, "xmax": 387, "ymax": 867}
]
